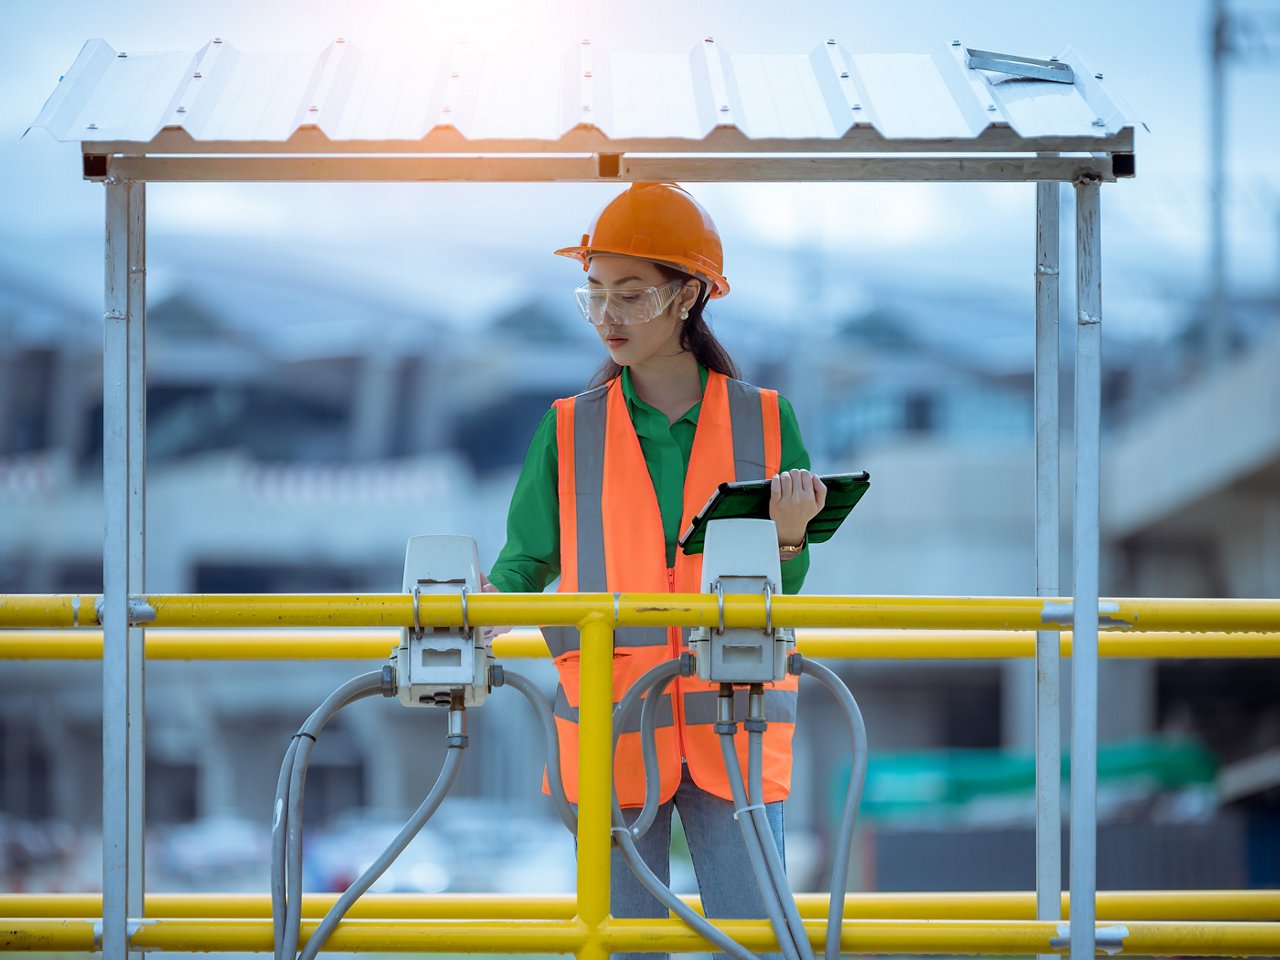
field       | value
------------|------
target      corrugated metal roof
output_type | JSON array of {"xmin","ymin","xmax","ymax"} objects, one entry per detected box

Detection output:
[{"xmin": 28, "ymin": 37, "xmax": 1137, "ymax": 149}]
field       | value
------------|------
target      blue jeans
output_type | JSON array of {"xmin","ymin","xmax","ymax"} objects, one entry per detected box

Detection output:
[{"xmin": 610, "ymin": 762, "xmax": 785, "ymax": 960}]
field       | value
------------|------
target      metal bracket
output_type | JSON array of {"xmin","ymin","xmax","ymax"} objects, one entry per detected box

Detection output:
[
  {"xmin": 966, "ymin": 48, "xmax": 1075, "ymax": 83},
  {"xmin": 92, "ymin": 918, "xmax": 156, "ymax": 952},
  {"xmin": 763, "ymin": 580, "xmax": 773, "ymax": 636},
  {"xmin": 1040, "ymin": 599, "xmax": 1132, "ymax": 629},
  {"xmin": 94, "ymin": 595, "xmax": 157, "ymax": 626},
  {"xmin": 1049, "ymin": 923, "xmax": 1129, "ymax": 955},
  {"xmin": 713, "ymin": 580, "xmax": 726, "ymax": 635},
  {"xmin": 410, "ymin": 579, "xmax": 475, "ymax": 638}
]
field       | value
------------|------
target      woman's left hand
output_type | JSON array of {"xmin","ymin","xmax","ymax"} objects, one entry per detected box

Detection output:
[
  {"xmin": 479, "ymin": 576, "xmax": 512, "ymax": 645},
  {"xmin": 769, "ymin": 469, "xmax": 827, "ymax": 547}
]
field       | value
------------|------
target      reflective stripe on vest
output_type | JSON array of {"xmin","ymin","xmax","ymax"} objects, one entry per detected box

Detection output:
[{"xmin": 545, "ymin": 371, "xmax": 796, "ymax": 807}]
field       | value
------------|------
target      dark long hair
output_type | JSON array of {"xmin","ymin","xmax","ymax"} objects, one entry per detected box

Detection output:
[{"xmin": 586, "ymin": 261, "xmax": 740, "ymax": 389}]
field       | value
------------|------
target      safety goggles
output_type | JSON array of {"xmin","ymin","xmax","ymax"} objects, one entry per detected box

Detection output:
[{"xmin": 573, "ymin": 279, "xmax": 685, "ymax": 326}]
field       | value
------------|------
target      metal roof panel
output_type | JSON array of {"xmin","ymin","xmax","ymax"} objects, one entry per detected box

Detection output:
[
  {"xmin": 29, "ymin": 39, "xmax": 195, "ymax": 142},
  {"xmin": 463, "ymin": 42, "xmax": 567, "ymax": 140},
  {"xmin": 27, "ymin": 38, "xmax": 1139, "ymax": 150},
  {"xmin": 603, "ymin": 49, "xmax": 710, "ymax": 140},
  {"xmin": 848, "ymin": 52, "xmax": 984, "ymax": 140},
  {"xmin": 728, "ymin": 50, "xmax": 844, "ymax": 139}
]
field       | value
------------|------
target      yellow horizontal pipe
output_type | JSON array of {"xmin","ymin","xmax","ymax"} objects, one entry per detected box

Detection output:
[
  {"xmin": 4, "ymin": 890, "xmax": 1277, "ymax": 921},
  {"xmin": 3, "ymin": 917, "xmax": 1278, "ymax": 955},
  {"xmin": 4, "ymin": 627, "xmax": 1279, "ymax": 661},
  {"xmin": 0, "ymin": 918, "xmax": 589, "ymax": 953},
  {"xmin": 4, "ymin": 592, "xmax": 1280, "ymax": 632}
]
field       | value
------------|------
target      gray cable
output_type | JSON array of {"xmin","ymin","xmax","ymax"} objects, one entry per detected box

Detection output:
[
  {"xmin": 271, "ymin": 735, "xmax": 299, "ymax": 959},
  {"xmin": 633, "ymin": 672, "xmax": 675, "ymax": 841},
  {"xmin": 608, "ymin": 659, "xmax": 761, "ymax": 960},
  {"xmin": 282, "ymin": 735, "xmax": 318, "ymax": 960},
  {"xmin": 610, "ymin": 659, "xmax": 682, "ymax": 841},
  {"xmin": 799, "ymin": 659, "xmax": 868, "ymax": 960},
  {"xmin": 718, "ymin": 729, "xmax": 802, "ymax": 960},
  {"xmin": 612, "ymin": 818, "xmax": 758, "ymax": 960},
  {"xmin": 501, "ymin": 668, "xmax": 577, "ymax": 833},
  {"xmin": 748, "ymin": 729, "xmax": 815, "ymax": 960},
  {"xmin": 298, "ymin": 745, "xmax": 464, "ymax": 960},
  {"xmin": 276, "ymin": 672, "xmax": 384, "ymax": 960}
]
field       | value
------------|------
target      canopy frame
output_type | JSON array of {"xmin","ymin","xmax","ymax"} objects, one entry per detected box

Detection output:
[{"xmin": 39, "ymin": 35, "xmax": 1133, "ymax": 960}]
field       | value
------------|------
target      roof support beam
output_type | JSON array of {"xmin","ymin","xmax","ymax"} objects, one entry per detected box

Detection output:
[
  {"xmin": 76, "ymin": 126, "xmax": 1135, "ymax": 157},
  {"xmin": 94, "ymin": 154, "xmax": 1118, "ymax": 183}
]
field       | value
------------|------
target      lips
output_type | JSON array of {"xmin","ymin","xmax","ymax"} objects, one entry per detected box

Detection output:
[{"xmin": 605, "ymin": 336, "xmax": 628, "ymax": 348}]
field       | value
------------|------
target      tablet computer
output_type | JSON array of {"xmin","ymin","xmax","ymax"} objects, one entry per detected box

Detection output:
[{"xmin": 678, "ymin": 471, "xmax": 870, "ymax": 556}]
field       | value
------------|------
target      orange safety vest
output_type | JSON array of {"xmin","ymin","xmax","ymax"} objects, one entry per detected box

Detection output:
[{"xmin": 542, "ymin": 370, "xmax": 799, "ymax": 808}]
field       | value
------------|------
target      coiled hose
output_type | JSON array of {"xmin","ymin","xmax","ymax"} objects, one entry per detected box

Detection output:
[
  {"xmin": 273, "ymin": 672, "xmax": 385, "ymax": 960},
  {"xmin": 794, "ymin": 656, "xmax": 868, "ymax": 960},
  {"xmin": 718, "ymin": 725, "xmax": 807, "ymax": 960},
  {"xmin": 272, "ymin": 666, "xmax": 571, "ymax": 960},
  {"xmin": 610, "ymin": 659, "xmax": 757, "ymax": 960},
  {"xmin": 618, "ymin": 655, "xmax": 869, "ymax": 960}
]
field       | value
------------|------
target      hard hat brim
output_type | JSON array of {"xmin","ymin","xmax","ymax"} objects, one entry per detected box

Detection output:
[{"xmin": 553, "ymin": 245, "xmax": 729, "ymax": 299}]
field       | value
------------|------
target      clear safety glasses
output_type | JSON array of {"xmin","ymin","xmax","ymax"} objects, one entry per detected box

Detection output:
[{"xmin": 573, "ymin": 279, "xmax": 684, "ymax": 326}]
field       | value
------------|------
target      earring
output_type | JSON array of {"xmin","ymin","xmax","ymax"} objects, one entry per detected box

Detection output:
[{"xmin": 680, "ymin": 309, "xmax": 689, "ymax": 319}]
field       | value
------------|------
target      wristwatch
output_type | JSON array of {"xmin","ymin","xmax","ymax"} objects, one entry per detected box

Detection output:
[{"xmin": 778, "ymin": 539, "xmax": 805, "ymax": 558}]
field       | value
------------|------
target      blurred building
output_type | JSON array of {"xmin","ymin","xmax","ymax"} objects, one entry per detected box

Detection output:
[{"xmin": 2, "ymin": 254, "xmax": 1278, "ymax": 890}]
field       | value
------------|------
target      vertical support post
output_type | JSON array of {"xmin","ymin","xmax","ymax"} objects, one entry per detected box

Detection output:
[
  {"xmin": 103, "ymin": 177, "xmax": 146, "ymax": 960},
  {"xmin": 126, "ymin": 174, "xmax": 147, "ymax": 956},
  {"xmin": 1208, "ymin": 0, "xmax": 1229, "ymax": 367},
  {"xmin": 1069, "ymin": 176, "xmax": 1102, "ymax": 960},
  {"xmin": 1034, "ymin": 177, "xmax": 1062, "ymax": 949},
  {"xmin": 576, "ymin": 617, "xmax": 613, "ymax": 960}
]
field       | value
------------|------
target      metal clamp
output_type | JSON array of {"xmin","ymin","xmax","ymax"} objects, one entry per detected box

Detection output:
[
  {"xmin": 93, "ymin": 595, "xmax": 157, "ymax": 627},
  {"xmin": 713, "ymin": 580, "xmax": 725, "ymax": 635},
  {"xmin": 411, "ymin": 584, "xmax": 423, "ymax": 634},
  {"xmin": 1049, "ymin": 923, "xmax": 1129, "ymax": 955},
  {"xmin": 459, "ymin": 585, "xmax": 471, "ymax": 638},
  {"xmin": 763, "ymin": 580, "xmax": 773, "ymax": 635}
]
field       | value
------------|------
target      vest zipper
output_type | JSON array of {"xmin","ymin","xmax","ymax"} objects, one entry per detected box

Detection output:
[{"xmin": 668, "ymin": 566, "xmax": 688, "ymax": 762}]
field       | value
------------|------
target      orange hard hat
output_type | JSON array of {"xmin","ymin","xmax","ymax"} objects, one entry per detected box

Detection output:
[{"xmin": 554, "ymin": 181, "xmax": 729, "ymax": 299}]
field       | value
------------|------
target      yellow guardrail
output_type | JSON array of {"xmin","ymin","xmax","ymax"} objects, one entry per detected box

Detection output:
[
  {"xmin": 4, "ymin": 890, "xmax": 1279, "ymax": 920},
  {"xmin": 4, "ymin": 592, "xmax": 1280, "ymax": 631},
  {"xmin": 4, "ymin": 592, "xmax": 1280, "ymax": 956},
  {"xmin": 5, "ymin": 627, "xmax": 1280, "ymax": 660},
  {"xmin": 4, "ymin": 916, "xmax": 1280, "ymax": 955}
]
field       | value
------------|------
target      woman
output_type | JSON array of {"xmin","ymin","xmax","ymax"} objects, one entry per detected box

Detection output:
[{"xmin": 486, "ymin": 181, "xmax": 825, "ymax": 955}]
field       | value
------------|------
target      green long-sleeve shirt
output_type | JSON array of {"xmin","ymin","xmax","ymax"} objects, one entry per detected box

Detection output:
[{"xmin": 489, "ymin": 366, "xmax": 812, "ymax": 595}]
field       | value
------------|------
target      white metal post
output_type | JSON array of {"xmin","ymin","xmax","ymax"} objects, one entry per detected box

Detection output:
[
  {"xmin": 103, "ymin": 176, "xmax": 146, "ymax": 960},
  {"xmin": 1034, "ymin": 177, "xmax": 1062, "ymax": 947},
  {"xmin": 1208, "ymin": 0, "xmax": 1230, "ymax": 367},
  {"xmin": 1069, "ymin": 176, "xmax": 1101, "ymax": 960}
]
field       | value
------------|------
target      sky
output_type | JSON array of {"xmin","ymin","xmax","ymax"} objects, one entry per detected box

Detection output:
[{"xmin": 3, "ymin": 0, "xmax": 1279, "ymax": 349}]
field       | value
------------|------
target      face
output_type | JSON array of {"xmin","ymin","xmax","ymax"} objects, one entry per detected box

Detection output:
[{"xmin": 584, "ymin": 256, "xmax": 699, "ymax": 368}]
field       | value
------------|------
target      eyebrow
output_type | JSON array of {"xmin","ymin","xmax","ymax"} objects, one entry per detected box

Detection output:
[{"xmin": 587, "ymin": 276, "xmax": 647, "ymax": 285}]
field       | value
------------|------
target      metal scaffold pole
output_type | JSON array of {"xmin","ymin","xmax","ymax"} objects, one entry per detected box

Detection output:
[
  {"xmin": 1069, "ymin": 176, "xmax": 1102, "ymax": 960},
  {"xmin": 102, "ymin": 176, "xmax": 147, "ymax": 960},
  {"xmin": 1033, "ymin": 175, "xmax": 1062, "ymax": 956}
]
